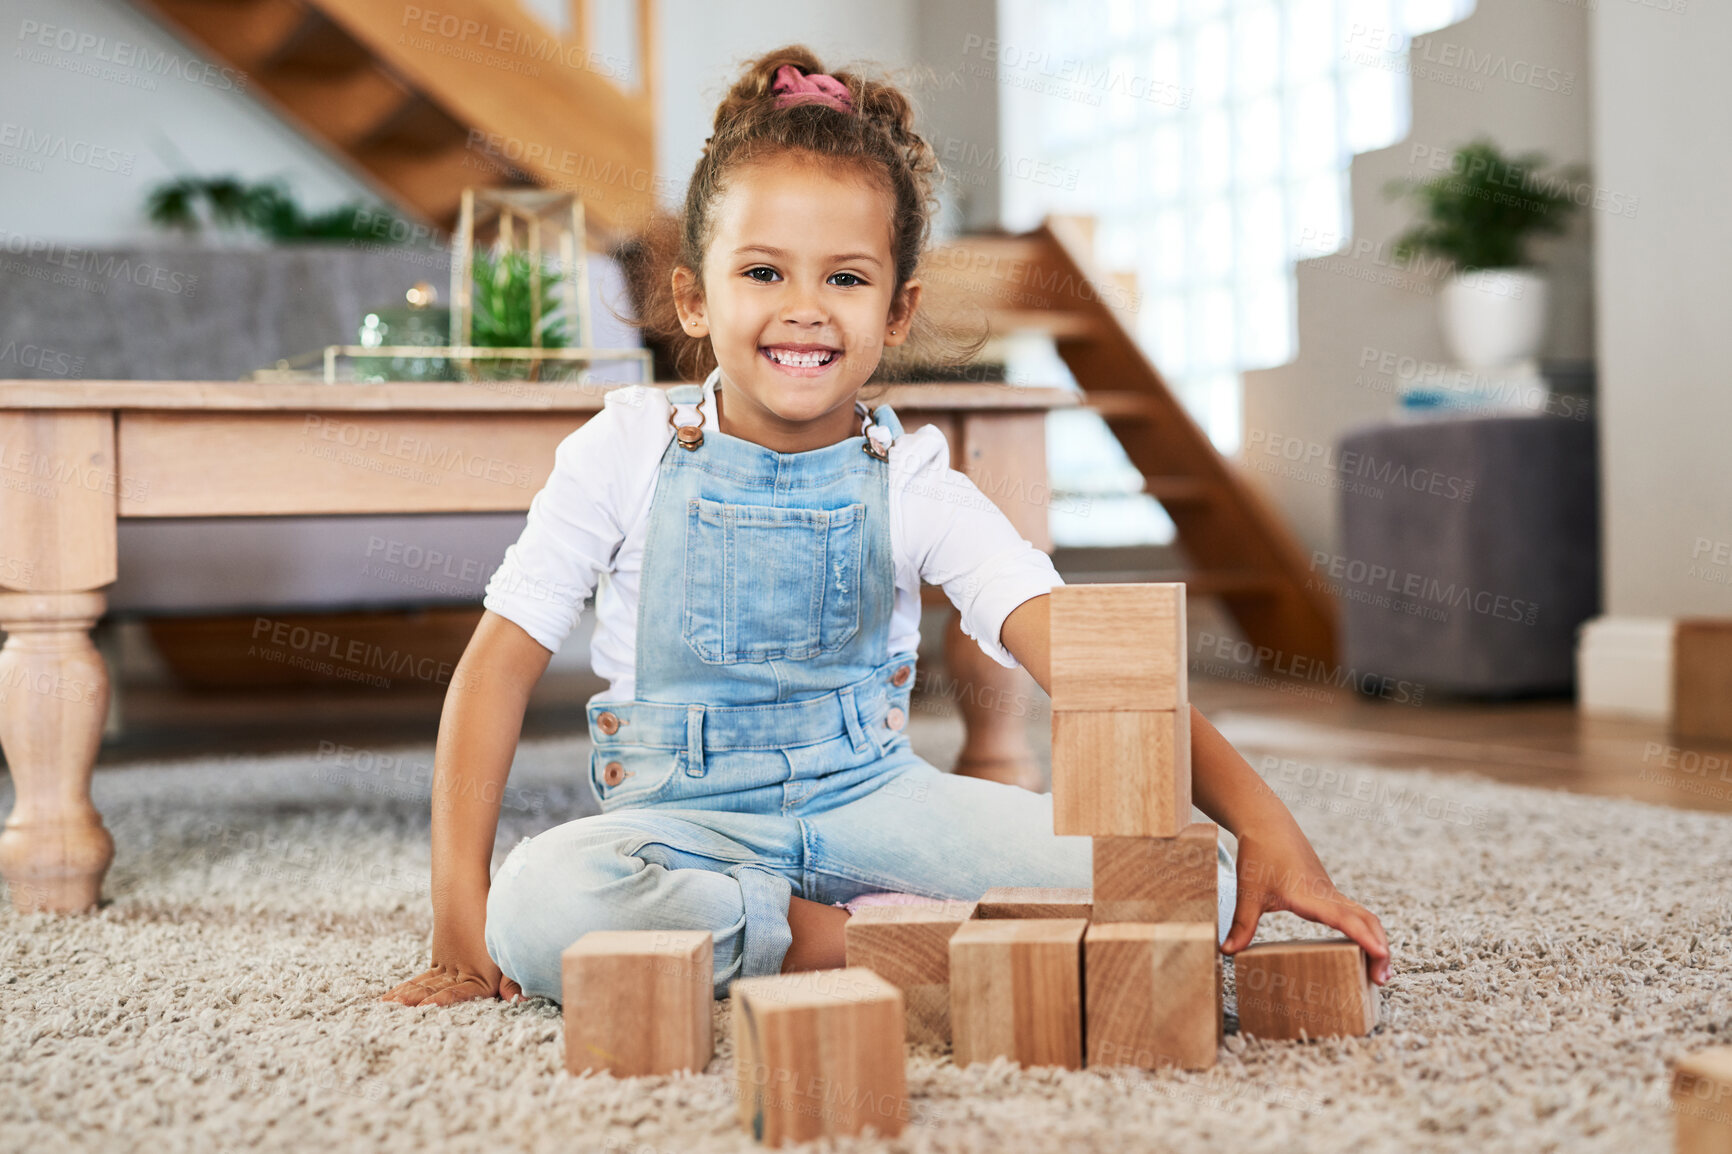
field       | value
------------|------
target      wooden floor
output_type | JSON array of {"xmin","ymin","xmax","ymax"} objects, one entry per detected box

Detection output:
[
  {"xmin": 72, "ymin": 667, "xmax": 1732, "ymax": 817},
  {"xmin": 1189, "ymin": 678, "xmax": 1732, "ymax": 815}
]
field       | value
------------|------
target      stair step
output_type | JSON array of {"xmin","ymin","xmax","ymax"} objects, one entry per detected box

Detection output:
[
  {"xmin": 985, "ymin": 309, "xmax": 1101, "ymax": 339},
  {"xmin": 1082, "ymin": 391, "xmax": 1165, "ymax": 419},
  {"xmin": 153, "ymin": 0, "xmax": 311, "ymax": 69},
  {"xmin": 1141, "ymin": 476, "xmax": 1213, "ymax": 505},
  {"xmin": 363, "ymin": 142, "xmax": 502, "ymax": 221},
  {"xmin": 265, "ymin": 65, "xmax": 412, "ymax": 148}
]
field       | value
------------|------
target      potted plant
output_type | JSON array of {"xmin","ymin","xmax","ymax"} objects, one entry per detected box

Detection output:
[
  {"xmin": 1384, "ymin": 138, "xmax": 1585, "ymax": 370},
  {"xmin": 145, "ymin": 174, "xmax": 410, "ymax": 241}
]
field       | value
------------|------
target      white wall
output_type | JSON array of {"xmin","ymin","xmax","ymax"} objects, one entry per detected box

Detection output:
[
  {"xmin": 654, "ymin": 0, "xmax": 920, "ymax": 212},
  {"xmin": 1590, "ymin": 0, "xmax": 1732, "ymax": 620},
  {"xmin": 0, "ymin": 0, "xmax": 384, "ymax": 243}
]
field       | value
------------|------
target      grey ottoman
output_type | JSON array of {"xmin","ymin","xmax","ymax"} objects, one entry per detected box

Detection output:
[{"xmin": 1333, "ymin": 413, "xmax": 1599, "ymax": 697}]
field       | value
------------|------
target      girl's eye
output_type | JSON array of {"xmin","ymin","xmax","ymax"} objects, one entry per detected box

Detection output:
[{"xmin": 741, "ymin": 267, "xmax": 866, "ymax": 287}]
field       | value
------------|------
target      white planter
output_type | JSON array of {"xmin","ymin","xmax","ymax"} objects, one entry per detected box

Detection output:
[{"xmin": 1438, "ymin": 268, "xmax": 1549, "ymax": 370}]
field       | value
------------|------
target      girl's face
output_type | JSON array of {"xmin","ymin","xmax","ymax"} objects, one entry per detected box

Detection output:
[{"xmin": 673, "ymin": 155, "xmax": 921, "ymax": 453}]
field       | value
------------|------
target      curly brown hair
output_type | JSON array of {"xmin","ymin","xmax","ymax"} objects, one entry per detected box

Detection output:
[{"xmin": 613, "ymin": 44, "xmax": 987, "ymax": 390}]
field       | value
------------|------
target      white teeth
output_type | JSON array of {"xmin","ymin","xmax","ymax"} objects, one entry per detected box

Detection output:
[{"xmin": 765, "ymin": 348, "xmax": 833, "ymax": 368}]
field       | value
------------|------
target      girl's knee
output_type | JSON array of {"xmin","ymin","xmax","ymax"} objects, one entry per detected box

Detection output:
[{"xmin": 484, "ymin": 829, "xmax": 636, "ymax": 998}]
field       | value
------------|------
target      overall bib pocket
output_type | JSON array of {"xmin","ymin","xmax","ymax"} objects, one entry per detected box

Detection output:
[
  {"xmin": 682, "ymin": 497, "xmax": 866, "ymax": 664},
  {"xmin": 588, "ymin": 743, "xmax": 687, "ymax": 808}
]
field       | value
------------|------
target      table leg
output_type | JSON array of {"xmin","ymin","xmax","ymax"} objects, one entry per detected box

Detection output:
[
  {"xmin": 946, "ymin": 411, "xmax": 1054, "ymax": 791},
  {"xmin": 0, "ymin": 590, "xmax": 115, "ymax": 912}
]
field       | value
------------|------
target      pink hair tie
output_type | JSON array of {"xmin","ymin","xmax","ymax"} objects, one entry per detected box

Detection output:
[{"xmin": 770, "ymin": 63, "xmax": 853, "ymax": 113}]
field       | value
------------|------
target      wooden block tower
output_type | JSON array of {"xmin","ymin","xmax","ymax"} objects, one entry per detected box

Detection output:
[
  {"xmin": 1051, "ymin": 581, "xmax": 1221, "ymax": 1070},
  {"xmin": 832, "ymin": 580, "xmax": 1376, "ymax": 1094}
]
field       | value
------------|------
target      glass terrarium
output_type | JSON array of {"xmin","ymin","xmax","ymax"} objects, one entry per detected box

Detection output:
[
  {"xmin": 254, "ymin": 188, "xmax": 653, "ymax": 385},
  {"xmin": 354, "ymin": 282, "xmax": 455, "ymax": 383}
]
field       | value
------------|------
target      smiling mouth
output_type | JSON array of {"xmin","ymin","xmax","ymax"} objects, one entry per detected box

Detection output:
[{"xmin": 760, "ymin": 346, "xmax": 840, "ymax": 370}]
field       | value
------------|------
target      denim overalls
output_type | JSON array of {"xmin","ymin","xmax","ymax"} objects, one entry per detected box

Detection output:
[{"xmin": 485, "ymin": 381, "xmax": 1236, "ymax": 1001}]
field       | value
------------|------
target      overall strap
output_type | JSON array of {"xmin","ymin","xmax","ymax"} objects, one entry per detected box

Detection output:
[
  {"xmin": 666, "ymin": 383, "xmax": 705, "ymax": 450},
  {"xmin": 859, "ymin": 401, "xmax": 901, "ymax": 460}
]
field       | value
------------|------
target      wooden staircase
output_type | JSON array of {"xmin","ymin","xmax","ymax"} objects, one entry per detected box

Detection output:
[
  {"xmin": 133, "ymin": 0, "xmax": 656, "ymax": 243},
  {"xmin": 923, "ymin": 217, "xmax": 1338, "ymax": 665}
]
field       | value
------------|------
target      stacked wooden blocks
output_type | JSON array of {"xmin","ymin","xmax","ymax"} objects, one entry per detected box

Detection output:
[
  {"xmin": 930, "ymin": 582, "xmax": 1376, "ymax": 1072},
  {"xmin": 842, "ymin": 900, "xmax": 975, "ymax": 1046},
  {"xmin": 1050, "ymin": 582, "xmax": 1190, "ymax": 838},
  {"xmin": 1053, "ymin": 582, "xmax": 1221, "ymax": 1070}
]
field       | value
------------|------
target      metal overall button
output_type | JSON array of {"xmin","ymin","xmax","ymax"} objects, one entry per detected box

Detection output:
[
  {"xmin": 601, "ymin": 761, "xmax": 629, "ymax": 786},
  {"xmin": 595, "ymin": 711, "xmax": 621, "ymax": 735},
  {"xmin": 890, "ymin": 664, "xmax": 912, "ymax": 687},
  {"xmin": 885, "ymin": 707, "xmax": 906, "ymax": 731}
]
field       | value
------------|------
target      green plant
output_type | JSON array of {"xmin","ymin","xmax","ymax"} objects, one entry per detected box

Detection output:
[
  {"xmin": 144, "ymin": 175, "xmax": 410, "ymax": 242},
  {"xmin": 468, "ymin": 246, "xmax": 571, "ymax": 349},
  {"xmin": 1382, "ymin": 137, "xmax": 1587, "ymax": 271}
]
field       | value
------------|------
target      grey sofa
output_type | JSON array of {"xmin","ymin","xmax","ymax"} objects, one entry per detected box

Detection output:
[{"xmin": 1335, "ymin": 411, "xmax": 1600, "ymax": 697}]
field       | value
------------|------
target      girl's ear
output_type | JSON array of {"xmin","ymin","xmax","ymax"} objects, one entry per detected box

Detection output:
[
  {"xmin": 885, "ymin": 278, "xmax": 922, "ymax": 347},
  {"xmin": 672, "ymin": 264, "xmax": 709, "ymax": 338}
]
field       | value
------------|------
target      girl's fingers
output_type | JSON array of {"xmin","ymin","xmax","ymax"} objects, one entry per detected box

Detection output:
[
  {"xmin": 1293, "ymin": 893, "xmax": 1392, "ymax": 984},
  {"xmin": 1220, "ymin": 889, "xmax": 1265, "ymax": 955},
  {"xmin": 501, "ymin": 976, "xmax": 524, "ymax": 1003}
]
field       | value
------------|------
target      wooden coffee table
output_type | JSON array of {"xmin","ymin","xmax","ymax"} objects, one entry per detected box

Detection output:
[{"xmin": 0, "ymin": 379, "xmax": 1073, "ymax": 912}]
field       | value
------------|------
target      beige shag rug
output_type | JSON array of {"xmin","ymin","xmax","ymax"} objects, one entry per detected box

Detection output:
[{"xmin": 2, "ymin": 709, "xmax": 1728, "ymax": 1154}]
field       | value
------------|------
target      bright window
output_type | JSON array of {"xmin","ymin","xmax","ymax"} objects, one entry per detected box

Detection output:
[{"xmin": 997, "ymin": 0, "xmax": 1475, "ymax": 544}]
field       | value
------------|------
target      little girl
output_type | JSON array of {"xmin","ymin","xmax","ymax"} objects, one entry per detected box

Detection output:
[{"xmin": 382, "ymin": 46, "xmax": 1390, "ymax": 1009}]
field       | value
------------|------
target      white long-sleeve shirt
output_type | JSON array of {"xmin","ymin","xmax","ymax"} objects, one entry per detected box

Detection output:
[{"xmin": 482, "ymin": 372, "xmax": 1064, "ymax": 701}]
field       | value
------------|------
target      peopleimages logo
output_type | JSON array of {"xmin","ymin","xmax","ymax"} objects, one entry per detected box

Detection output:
[
  {"xmin": 15, "ymin": 20, "xmax": 247, "ymax": 92},
  {"xmin": 0, "ymin": 231, "xmax": 199, "ymax": 297},
  {"xmin": 1308, "ymin": 551, "xmax": 1540, "ymax": 626},
  {"xmin": 1245, "ymin": 429, "xmax": 1477, "ymax": 503}
]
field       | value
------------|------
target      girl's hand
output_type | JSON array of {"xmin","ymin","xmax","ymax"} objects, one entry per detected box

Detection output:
[
  {"xmin": 380, "ymin": 951, "xmax": 525, "ymax": 1007},
  {"xmin": 1221, "ymin": 818, "xmax": 1392, "ymax": 985}
]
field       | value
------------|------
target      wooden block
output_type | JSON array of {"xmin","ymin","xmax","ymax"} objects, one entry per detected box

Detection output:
[
  {"xmin": 844, "ymin": 900, "xmax": 976, "ymax": 1045},
  {"xmin": 949, "ymin": 918, "xmax": 1087, "ymax": 1069},
  {"xmin": 1233, "ymin": 938, "xmax": 1378, "ymax": 1041},
  {"xmin": 974, "ymin": 887, "xmax": 1093, "ymax": 920},
  {"xmin": 1052, "ymin": 708, "xmax": 1191, "ymax": 836},
  {"xmin": 1673, "ymin": 1045, "xmax": 1732, "ymax": 1154},
  {"xmin": 1086, "ymin": 923, "xmax": 1220, "ymax": 1070},
  {"xmin": 1674, "ymin": 620, "xmax": 1732, "ymax": 742},
  {"xmin": 561, "ymin": 929, "xmax": 714, "ymax": 1076},
  {"xmin": 730, "ymin": 967, "xmax": 907, "ymax": 1146},
  {"xmin": 1050, "ymin": 582, "xmax": 1185, "ymax": 710},
  {"xmin": 1092, "ymin": 823, "xmax": 1218, "ymax": 924}
]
